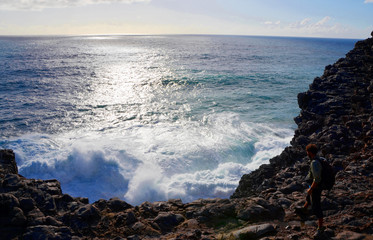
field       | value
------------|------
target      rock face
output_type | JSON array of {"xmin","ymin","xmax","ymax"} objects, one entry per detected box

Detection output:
[
  {"xmin": 232, "ymin": 34, "xmax": 373, "ymax": 199},
  {"xmin": 2, "ymin": 33, "xmax": 373, "ymax": 239},
  {"xmin": 231, "ymin": 34, "xmax": 373, "ymax": 236}
]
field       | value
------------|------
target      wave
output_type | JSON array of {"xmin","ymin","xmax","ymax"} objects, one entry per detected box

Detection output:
[{"xmin": 1, "ymin": 112, "xmax": 293, "ymax": 205}]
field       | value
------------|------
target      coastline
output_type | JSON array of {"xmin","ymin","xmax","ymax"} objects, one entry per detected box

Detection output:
[{"xmin": 1, "ymin": 31, "xmax": 373, "ymax": 239}]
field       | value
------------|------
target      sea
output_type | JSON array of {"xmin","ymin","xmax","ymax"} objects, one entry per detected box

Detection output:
[{"xmin": 0, "ymin": 35, "xmax": 358, "ymax": 205}]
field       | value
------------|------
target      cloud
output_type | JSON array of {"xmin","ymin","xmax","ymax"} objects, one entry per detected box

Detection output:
[
  {"xmin": 364, "ymin": 0, "xmax": 373, "ymax": 3},
  {"xmin": 300, "ymin": 18, "xmax": 311, "ymax": 26},
  {"xmin": 263, "ymin": 20, "xmax": 281, "ymax": 26},
  {"xmin": 315, "ymin": 16, "xmax": 331, "ymax": 26},
  {"xmin": 289, "ymin": 16, "xmax": 333, "ymax": 30},
  {"xmin": 0, "ymin": 0, "xmax": 150, "ymax": 11},
  {"xmin": 261, "ymin": 16, "xmax": 351, "ymax": 38}
]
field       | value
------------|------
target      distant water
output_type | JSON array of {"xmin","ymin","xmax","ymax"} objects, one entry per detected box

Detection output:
[{"xmin": 0, "ymin": 35, "xmax": 358, "ymax": 205}]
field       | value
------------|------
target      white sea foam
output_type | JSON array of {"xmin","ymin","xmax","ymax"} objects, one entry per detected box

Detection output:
[{"xmin": 3, "ymin": 112, "xmax": 293, "ymax": 205}]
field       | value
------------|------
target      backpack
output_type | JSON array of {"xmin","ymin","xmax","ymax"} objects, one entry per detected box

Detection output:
[{"xmin": 316, "ymin": 157, "xmax": 336, "ymax": 191}]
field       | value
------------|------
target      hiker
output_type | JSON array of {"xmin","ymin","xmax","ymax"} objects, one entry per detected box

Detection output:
[{"xmin": 296, "ymin": 143, "xmax": 325, "ymax": 237}]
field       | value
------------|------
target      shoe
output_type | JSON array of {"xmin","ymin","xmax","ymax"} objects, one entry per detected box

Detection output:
[
  {"xmin": 313, "ymin": 226, "xmax": 326, "ymax": 239},
  {"xmin": 294, "ymin": 207, "xmax": 309, "ymax": 220}
]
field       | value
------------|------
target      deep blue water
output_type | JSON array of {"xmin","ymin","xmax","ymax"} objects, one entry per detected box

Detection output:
[{"xmin": 0, "ymin": 35, "xmax": 358, "ymax": 204}]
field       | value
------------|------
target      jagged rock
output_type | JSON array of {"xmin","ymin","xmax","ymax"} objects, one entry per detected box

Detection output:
[
  {"xmin": 0, "ymin": 149, "xmax": 18, "ymax": 175},
  {"xmin": 107, "ymin": 197, "xmax": 133, "ymax": 212},
  {"xmin": 74, "ymin": 204, "xmax": 100, "ymax": 220}
]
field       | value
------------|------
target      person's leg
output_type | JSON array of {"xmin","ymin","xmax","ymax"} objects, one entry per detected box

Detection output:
[
  {"xmin": 304, "ymin": 194, "xmax": 311, "ymax": 209},
  {"xmin": 295, "ymin": 194, "xmax": 310, "ymax": 218},
  {"xmin": 311, "ymin": 188, "xmax": 324, "ymax": 231}
]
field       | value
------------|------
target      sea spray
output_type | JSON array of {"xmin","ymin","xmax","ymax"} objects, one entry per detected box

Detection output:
[{"xmin": 3, "ymin": 113, "xmax": 292, "ymax": 205}]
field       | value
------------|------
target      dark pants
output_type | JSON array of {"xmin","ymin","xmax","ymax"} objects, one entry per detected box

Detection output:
[{"xmin": 306, "ymin": 187, "xmax": 323, "ymax": 219}]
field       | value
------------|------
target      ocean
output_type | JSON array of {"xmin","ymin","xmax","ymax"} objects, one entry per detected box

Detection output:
[{"xmin": 0, "ymin": 35, "xmax": 358, "ymax": 205}]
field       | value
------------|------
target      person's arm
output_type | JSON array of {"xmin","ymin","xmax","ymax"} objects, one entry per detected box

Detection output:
[{"xmin": 307, "ymin": 160, "xmax": 322, "ymax": 195}]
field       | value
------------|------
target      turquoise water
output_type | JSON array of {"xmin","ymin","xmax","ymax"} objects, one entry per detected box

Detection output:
[{"xmin": 0, "ymin": 35, "xmax": 358, "ymax": 204}]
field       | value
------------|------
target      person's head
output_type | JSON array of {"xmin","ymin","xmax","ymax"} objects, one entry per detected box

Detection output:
[{"xmin": 306, "ymin": 143, "xmax": 318, "ymax": 159}]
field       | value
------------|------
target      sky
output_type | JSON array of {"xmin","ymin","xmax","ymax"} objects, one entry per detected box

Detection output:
[{"xmin": 0, "ymin": 0, "xmax": 372, "ymax": 38}]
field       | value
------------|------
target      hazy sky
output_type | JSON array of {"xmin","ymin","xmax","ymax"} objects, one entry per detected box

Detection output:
[{"xmin": 0, "ymin": 0, "xmax": 372, "ymax": 38}]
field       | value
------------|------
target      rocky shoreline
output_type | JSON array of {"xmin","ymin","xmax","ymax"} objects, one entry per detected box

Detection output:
[{"xmin": 1, "ymin": 32, "xmax": 373, "ymax": 239}]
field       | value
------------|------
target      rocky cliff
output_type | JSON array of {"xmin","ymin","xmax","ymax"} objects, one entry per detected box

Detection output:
[{"xmin": 1, "ymin": 32, "xmax": 373, "ymax": 240}]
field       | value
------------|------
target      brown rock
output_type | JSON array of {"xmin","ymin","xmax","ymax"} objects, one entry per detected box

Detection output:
[{"xmin": 334, "ymin": 231, "xmax": 366, "ymax": 240}]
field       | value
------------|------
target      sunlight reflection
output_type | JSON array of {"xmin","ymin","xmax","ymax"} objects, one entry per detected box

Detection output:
[{"xmin": 75, "ymin": 45, "xmax": 198, "ymax": 132}]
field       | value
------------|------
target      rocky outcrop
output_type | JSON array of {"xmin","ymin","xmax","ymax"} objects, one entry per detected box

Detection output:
[
  {"xmin": 231, "ymin": 31, "xmax": 373, "ymax": 238},
  {"xmin": 2, "ymin": 31, "xmax": 373, "ymax": 239},
  {"xmin": 233, "ymin": 32, "xmax": 373, "ymax": 200},
  {"xmin": 0, "ymin": 148, "xmax": 284, "ymax": 239},
  {"xmin": 0, "ymin": 149, "xmax": 17, "ymax": 175}
]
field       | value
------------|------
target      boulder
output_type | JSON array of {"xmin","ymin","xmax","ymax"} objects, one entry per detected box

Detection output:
[
  {"xmin": 231, "ymin": 223, "xmax": 276, "ymax": 239},
  {"xmin": 153, "ymin": 212, "xmax": 185, "ymax": 232},
  {"xmin": 107, "ymin": 197, "xmax": 133, "ymax": 212}
]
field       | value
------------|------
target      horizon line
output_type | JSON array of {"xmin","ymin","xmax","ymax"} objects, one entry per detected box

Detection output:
[{"xmin": 0, "ymin": 33, "xmax": 364, "ymax": 40}]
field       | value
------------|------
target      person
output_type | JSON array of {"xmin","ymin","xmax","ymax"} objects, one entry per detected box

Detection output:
[{"xmin": 295, "ymin": 143, "xmax": 325, "ymax": 238}]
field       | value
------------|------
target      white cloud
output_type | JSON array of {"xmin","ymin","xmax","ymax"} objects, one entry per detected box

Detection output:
[
  {"xmin": 0, "ymin": 0, "xmax": 150, "ymax": 11},
  {"xmin": 364, "ymin": 0, "xmax": 373, "ymax": 3},
  {"xmin": 264, "ymin": 20, "xmax": 280, "ymax": 26},
  {"xmin": 315, "ymin": 16, "xmax": 331, "ymax": 26},
  {"xmin": 289, "ymin": 16, "xmax": 334, "ymax": 31},
  {"xmin": 262, "ymin": 16, "xmax": 353, "ymax": 38},
  {"xmin": 300, "ymin": 18, "xmax": 311, "ymax": 26}
]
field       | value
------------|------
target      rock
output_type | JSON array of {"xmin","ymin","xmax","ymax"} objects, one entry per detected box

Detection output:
[
  {"xmin": 44, "ymin": 216, "xmax": 63, "ymax": 226},
  {"xmin": 132, "ymin": 221, "xmax": 146, "ymax": 231},
  {"xmin": 107, "ymin": 197, "xmax": 133, "ymax": 212},
  {"xmin": 40, "ymin": 180, "xmax": 63, "ymax": 196},
  {"xmin": 27, "ymin": 208, "xmax": 45, "ymax": 220},
  {"xmin": 0, "ymin": 193, "xmax": 26, "ymax": 225},
  {"xmin": 10, "ymin": 207, "xmax": 27, "ymax": 226},
  {"xmin": 126, "ymin": 211, "xmax": 137, "ymax": 225},
  {"xmin": 92, "ymin": 198, "xmax": 107, "ymax": 210},
  {"xmin": 0, "ymin": 193, "xmax": 20, "ymax": 209},
  {"xmin": 334, "ymin": 231, "xmax": 366, "ymax": 240},
  {"xmin": 153, "ymin": 212, "xmax": 185, "ymax": 232},
  {"xmin": 237, "ymin": 204, "xmax": 270, "ymax": 222},
  {"xmin": 69, "ymin": 204, "xmax": 101, "ymax": 230},
  {"xmin": 127, "ymin": 235, "xmax": 141, "ymax": 240},
  {"xmin": 19, "ymin": 198, "xmax": 36, "ymax": 212},
  {"xmin": 2, "ymin": 174, "xmax": 24, "ymax": 190},
  {"xmin": 74, "ymin": 204, "xmax": 100, "ymax": 220},
  {"xmin": 0, "ymin": 149, "xmax": 18, "ymax": 175},
  {"xmin": 279, "ymin": 182, "xmax": 303, "ymax": 194},
  {"xmin": 23, "ymin": 226, "xmax": 72, "ymax": 240},
  {"xmin": 232, "ymin": 223, "xmax": 276, "ymax": 239}
]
